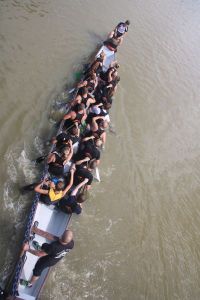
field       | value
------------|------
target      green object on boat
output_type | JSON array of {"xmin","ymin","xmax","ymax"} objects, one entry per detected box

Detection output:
[
  {"xmin": 80, "ymin": 121, "xmax": 87, "ymax": 134},
  {"xmin": 74, "ymin": 71, "xmax": 82, "ymax": 81}
]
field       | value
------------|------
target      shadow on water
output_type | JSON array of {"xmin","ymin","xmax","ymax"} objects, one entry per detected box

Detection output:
[{"xmin": 87, "ymin": 30, "xmax": 105, "ymax": 44}]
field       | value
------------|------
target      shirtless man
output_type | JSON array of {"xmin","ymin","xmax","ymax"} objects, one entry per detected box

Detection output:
[
  {"xmin": 63, "ymin": 103, "xmax": 87, "ymax": 130},
  {"xmin": 71, "ymin": 87, "xmax": 96, "ymax": 109},
  {"xmin": 109, "ymin": 20, "xmax": 130, "ymax": 39}
]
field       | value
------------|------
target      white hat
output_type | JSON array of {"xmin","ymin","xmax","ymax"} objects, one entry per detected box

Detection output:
[{"xmin": 91, "ymin": 106, "xmax": 101, "ymax": 115}]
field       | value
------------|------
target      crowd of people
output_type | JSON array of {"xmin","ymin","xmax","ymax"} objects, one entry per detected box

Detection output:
[{"xmin": 20, "ymin": 21, "xmax": 130, "ymax": 289}]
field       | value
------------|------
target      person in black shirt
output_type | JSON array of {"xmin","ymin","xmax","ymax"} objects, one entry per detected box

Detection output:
[
  {"xmin": 100, "ymin": 63, "xmax": 120, "ymax": 83},
  {"xmin": 51, "ymin": 125, "xmax": 80, "ymax": 152},
  {"xmin": 74, "ymin": 160, "xmax": 97, "ymax": 190},
  {"xmin": 76, "ymin": 80, "xmax": 88, "ymax": 96},
  {"xmin": 71, "ymin": 87, "xmax": 96, "ymax": 109},
  {"xmin": 74, "ymin": 136, "xmax": 102, "ymax": 166},
  {"xmin": 59, "ymin": 178, "xmax": 89, "ymax": 214},
  {"xmin": 47, "ymin": 142, "xmax": 74, "ymax": 177},
  {"xmin": 63, "ymin": 103, "xmax": 87, "ymax": 130},
  {"xmin": 90, "ymin": 116, "xmax": 108, "ymax": 147},
  {"xmin": 20, "ymin": 230, "xmax": 74, "ymax": 287}
]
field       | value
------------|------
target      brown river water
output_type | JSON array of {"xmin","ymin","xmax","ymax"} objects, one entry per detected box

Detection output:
[{"xmin": 1, "ymin": 0, "xmax": 200, "ymax": 299}]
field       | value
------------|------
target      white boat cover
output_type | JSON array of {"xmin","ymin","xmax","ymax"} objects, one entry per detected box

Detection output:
[{"xmin": 96, "ymin": 45, "xmax": 115, "ymax": 72}]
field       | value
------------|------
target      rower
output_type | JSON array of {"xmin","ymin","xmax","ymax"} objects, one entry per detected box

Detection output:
[
  {"xmin": 102, "ymin": 75, "xmax": 120, "ymax": 99},
  {"xmin": 84, "ymin": 50, "xmax": 106, "ymax": 77},
  {"xmin": 74, "ymin": 159, "xmax": 97, "ymax": 190},
  {"xmin": 74, "ymin": 136, "xmax": 102, "ymax": 166},
  {"xmin": 34, "ymin": 166, "xmax": 75, "ymax": 205},
  {"xmin": 72, "ymin": 87, "xmax": 96, "ymax": 109},
  {"xmin": 47, "ymin": 142, "xmax": 73, "ymax": 177},
  {"xmin": 100, "ymin": 63, "xmax": 120, "ymax": 83},
  {"xmin": 63, "ymin": 103, "xmax": 87, "ymax": 130},
  {"xmin": 58, "ymin": 178, "xmax": 89, "ymax": 214},
  {"xmin": 91, "ymin": 116, "xmax": 108, "ymax": 146},
  {"xmin": 51, "ymin": 125, "xmax": 80, "ymax": 152},
  {"xmin": 86, "ymin": 72, "xmax": 98, "ymax": 93}
]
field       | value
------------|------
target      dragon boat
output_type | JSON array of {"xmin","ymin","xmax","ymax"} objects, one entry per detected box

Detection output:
[{"xmin": 2, "ymin": 40, "xmax": 116, "ymax": 300}]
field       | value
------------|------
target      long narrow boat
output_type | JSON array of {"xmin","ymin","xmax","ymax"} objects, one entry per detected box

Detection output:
[{"xmin": 3, "ymin": 41, "xmax": 117, "ymax": 300}]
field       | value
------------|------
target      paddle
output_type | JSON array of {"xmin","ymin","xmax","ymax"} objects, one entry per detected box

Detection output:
[
  {"xmin": 33, "ymin": 121, "xmax": 78, "ymax": 165},
  {"xmin": 33, "ymin": 154, "xmax": 48, "ymax": 164},
  {"xmin": 20, "ymin": 182, "xmax": 39, "ymax": 194}
]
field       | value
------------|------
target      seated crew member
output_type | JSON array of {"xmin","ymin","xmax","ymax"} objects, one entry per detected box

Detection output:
[
  {"xmin": 51, "ymin": 125, "xmax": 80, "ymax": 151},
  {"xmin": 86, "ymin": 72, "xmax": 98, "ymax": 93},
  {"xmin": 67, "ymin": 125, "xmax": 80, "ymax": 145},
  {"xmin": 71, "ymin": 87, "xmax": 96, "ymax": 109},
  {"xmin": 63, "ymin": 103, "xmax": 87, "ymax": 130},
  {"xmin": 75, "ymin": 136, "xmax": 102, "ymax": 165},
  {"xmin": 47, "ymin": 142, "xmax": 73, "ymax": 177},
  {"xmin": 71, "ymin": 79, "xmax": 88, "ymax": 98},
  {"xmin": 85, "ymin": 105, "xmax": 102, "ymax": 126},
  {"xmin": 108, "ymin": 69, "xmax": 118, "ymax": 83},
  {"xmin": 112, "ymin": 20, "xmax": 130, "ymax": 38},
  {"xmin": 100, "ymin": 63, "xmax": 120, "ymax": 82},
  {"xmin": 91, "ymin": 116, "xmax": 108, "ymax": 146},
  {"xmin": 20, "ymin": 230, "xmax": 74, "ymax": 288},
  {"xmin": 74, "ymin": 159, "xmax": 97, "ymax": 190},
  {"xmin": 51, "ymin": 132, "xmax": 69, "ymax": 151},
  {"xmin": 102, "ymin": 75, "xmax": 120, "ymax": 99},
  {"xmin": 100, "ymin": 103, "xmax": 111, "ymax": 123},
  {"xmin": 93, "ymin": 79, "xmax": 107, "ymax": 104},
  {"xmin": 109, "ymin": 60, "xmax": 120, "ymax": 68},
  {"xmin": 58, "ymin": 178, "xmax": 89, "ymax": 214},
  {"xmin": 34, "ymin": 165, "xmax": 75, "ymax": 205},
  {"xmin": 85, "ymin": 104, "xmax": 110, "ymax": 128},
  {"xmin": 85, "ymin": 51, "xmax": 106, "ymax": 77}
]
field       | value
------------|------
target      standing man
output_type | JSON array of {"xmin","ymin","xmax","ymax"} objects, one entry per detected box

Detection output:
[
  {"xmin": 106, "ymin": 20, "xmax": 130, "ymax": 48},
  {"xmin": 113, "ymin": 20, "xmax": 130, "ymax": 38},
  {"xmin": 20, "ymin": 230, "xmax": 74, "ymax": 288}
]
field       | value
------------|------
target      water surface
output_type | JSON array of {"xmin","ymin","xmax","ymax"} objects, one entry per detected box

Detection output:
[{"xmin": 1, "ymin": 0, "xmax": 200, "ymax": 299}]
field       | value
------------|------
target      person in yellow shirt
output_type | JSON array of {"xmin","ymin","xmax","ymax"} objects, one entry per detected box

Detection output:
[{"xmin": 34, "ymin": 165, "xmax": 75, "ymax": 205}]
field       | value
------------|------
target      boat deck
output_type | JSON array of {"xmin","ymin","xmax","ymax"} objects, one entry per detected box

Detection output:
[{"xmin": 18, "ymin": 203, "xmax": 71, "ymax": 299}]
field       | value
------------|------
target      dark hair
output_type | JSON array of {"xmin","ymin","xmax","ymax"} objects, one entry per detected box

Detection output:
[
  {"xmin": 125, "ymin": 20, "xmax": 130, "ymax": 25},
  {"xmin": 69, "ymin": 126, "xmax": 78, "ymax": 136},
  {"xmin": 56, "ymin": 181, "xmax": 65, "ymax": 191},
  {"xmin": 77, "ymin": 103, "xmax": 85, "ymax": 111},
  {"xmin": 82, "ymin": 87, "xmax": 88, "ymax": 94},
  {"xmin": 61, "ymin": 145, "xmax": 70, "ymax": 154},
  {"xmin": 76, "ymin": 192, "xmax": 87, "ymax": 203},
  {"xmin": 103, "ymin": 102, "xmax": 112, "ymax": 110}
]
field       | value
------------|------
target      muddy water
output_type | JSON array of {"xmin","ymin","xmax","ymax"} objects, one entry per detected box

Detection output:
[{"xmin": 1, "ymin": 0, "xmax": 200, "ymax": 299}]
